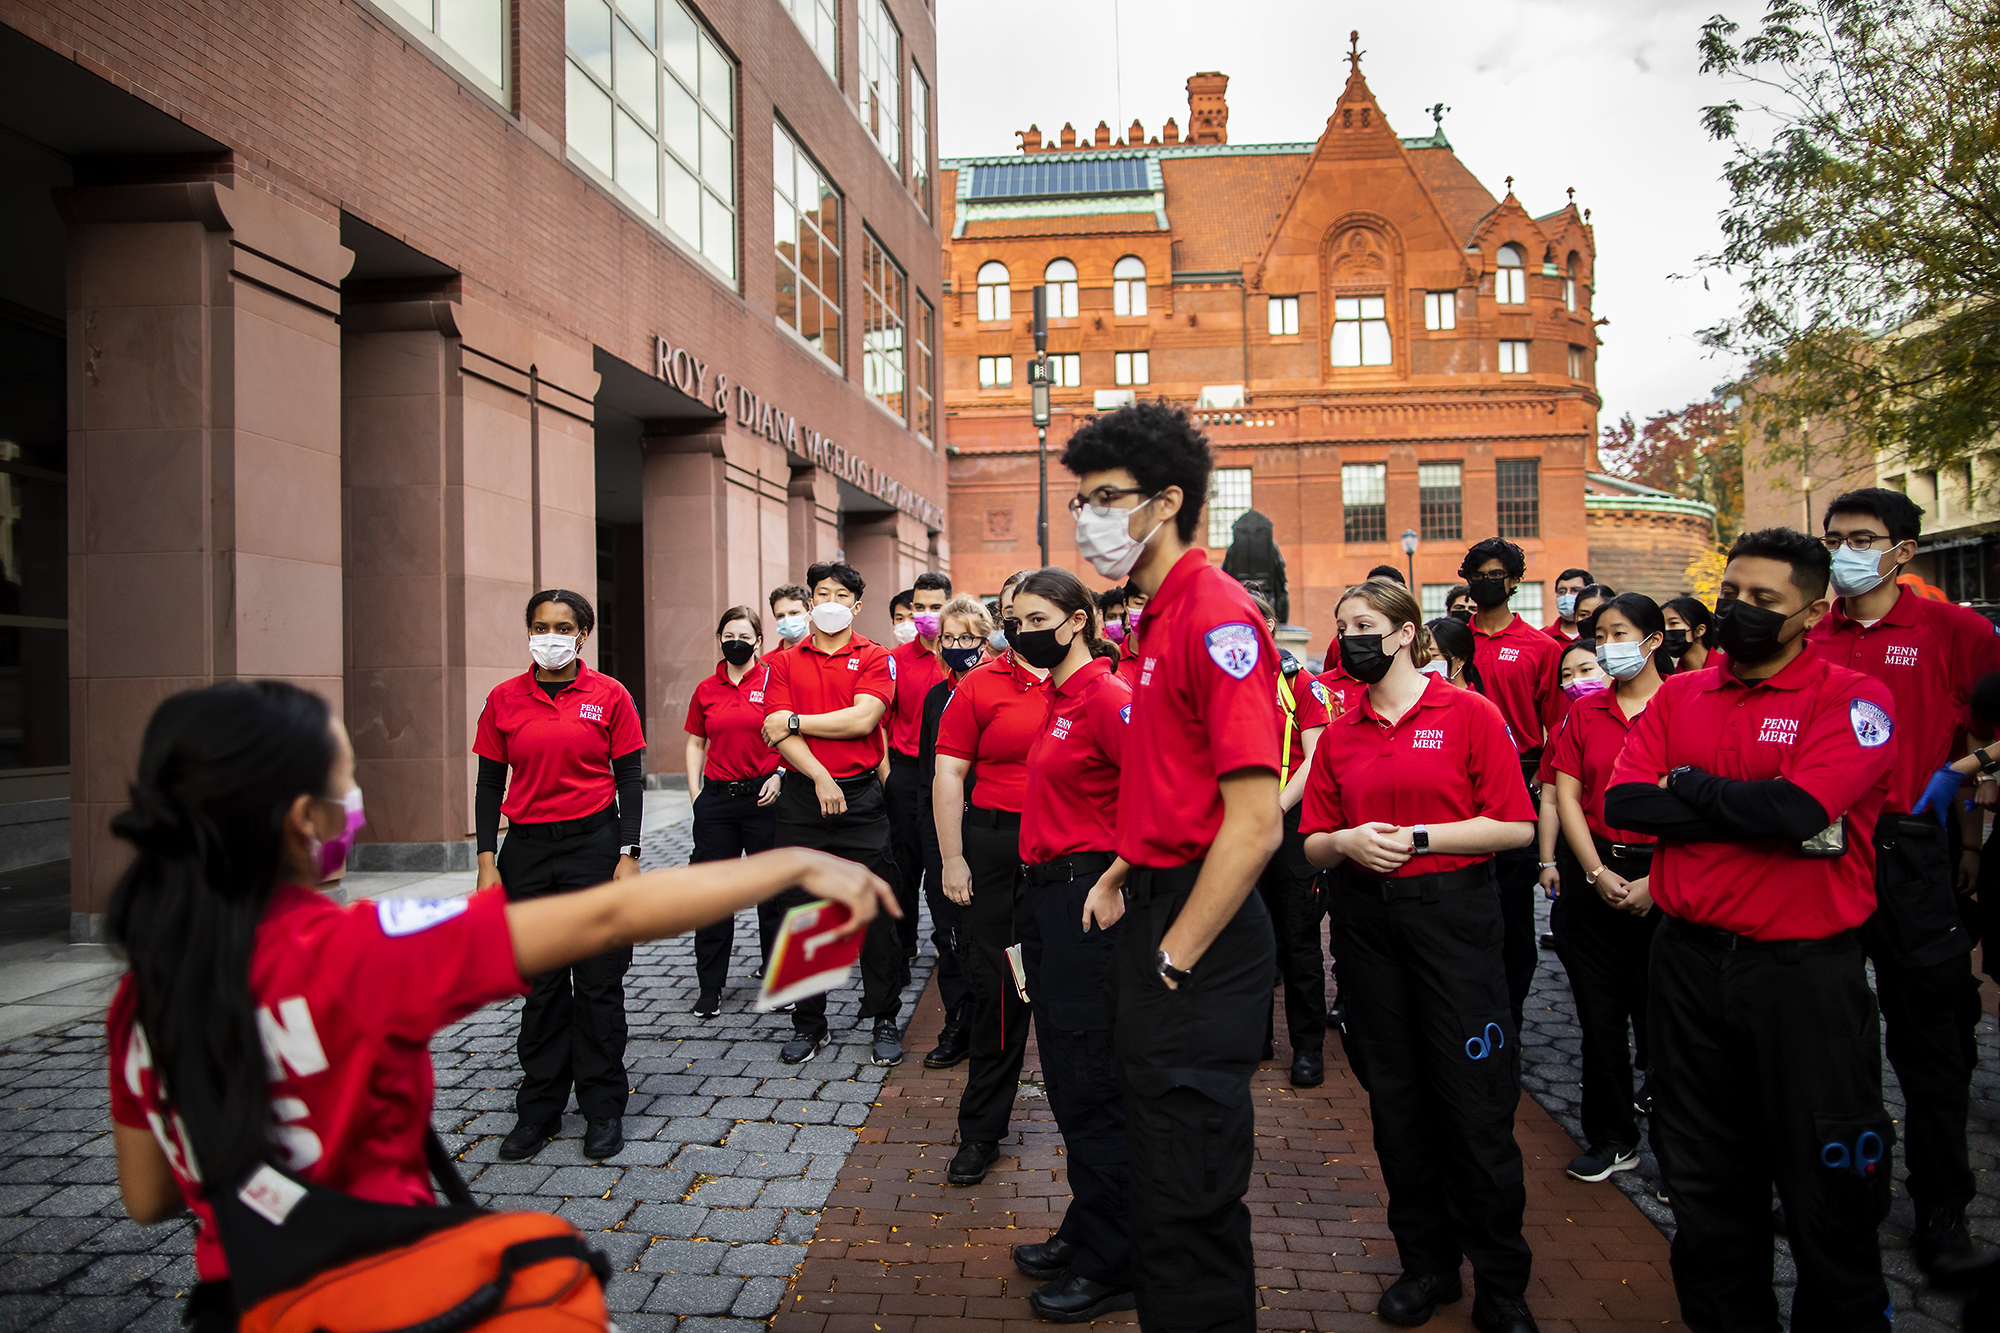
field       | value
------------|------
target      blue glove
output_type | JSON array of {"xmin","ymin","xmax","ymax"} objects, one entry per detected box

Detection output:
[{"xmin": 1910, "ymin": 766, "xmax": 1964, "ymax": 827}]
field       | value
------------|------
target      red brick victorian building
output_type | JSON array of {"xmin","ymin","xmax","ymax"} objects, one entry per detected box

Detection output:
[{"xmin": 939, "ymin": 42, "xmax": 1598, "ymax": 637}]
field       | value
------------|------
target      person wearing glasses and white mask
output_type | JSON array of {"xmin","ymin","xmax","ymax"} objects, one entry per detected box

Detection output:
[{"xmin": 1807, "ymin": 488, "xmax": 2000, "ymax": 1274}]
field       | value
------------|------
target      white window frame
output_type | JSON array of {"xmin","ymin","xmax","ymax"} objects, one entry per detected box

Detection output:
[
  {"xmin": 1267, "ymin": 295, "xmax": 1299, "ymax": 336},
  {"xmin": 1047, "ymin": 353, "xmax": 1081, "ymax": 388},
  {"xmin": 1112, "ymin": 255, "xmax": 1148, "ymax": 317},
  {"xmin": 1044, "ymin": 258, "xmax": 1079, "ymax": 319},
  {"xmin": 1496, "ymin": 244, "xmax": 1526, "ymax": 305},
  {"xmin": 1114, "ymin": 350, "xmax": 1149, "ymax": 386},
  {"xmin": 1509, "ymin": 581, "xmax": 1544, "ymax": 621},
  {"xmin": 1568, "ymin": 344, "xmax": 1584, "ymax": 378},
  {"xmin": 861, "ymin": 230, "xmax": 906, "ymax": 420},
  {"xmin": 910, "ymin": 63, "xmax": 931, "ymax": 216},
  {"xmin": 1424, "ymin": 290, "xmax": 1456, "ymax": 331},
  {"xmin": 778, "ymin": 0, "xmax": 838, "ymax": 82},
  {"xmin": 978, "ymin": 356, "xmax": 1012, "ymax": 388},
  {"xmin": 1331, "ymin": 295, "xmax": 1391, "ymax": 368},
  {"xmin": 1208, "ymin": 467, "xmax": 1253, "ymax": 548},
  {"xmin": 380, "ymin": 0, "xmax": 509, "ymax": 99},
  {"xmin": 1420, "ymin": 583, "xmax": 1455, "ymax": 619},
  {"xmin": 772, "ymin": 121, "xmax": 842, "ymax": 368},
  {"xmin": 857, "ymin": 0, "xmax": 901, "ymax": 173},
  {"xmin": 1498, "ymin": 339, "xmax": 1530, "ymax": 374},
  {"xmin": 911, "ymin": 295, "xmax": 934, "ymax": 443},
  {"xmin": 976, "ymin": 261, "xmax": 1011, "ymax": 323}
]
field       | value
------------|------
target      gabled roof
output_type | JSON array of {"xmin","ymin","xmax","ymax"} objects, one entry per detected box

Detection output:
[
  {"xmin": 1409, "ymin": 148, "xmax": 1499, "ymax": 245},
  {"xmin": 1161, "ymin": 151, "xmax": 1308, "ymax": 272}
]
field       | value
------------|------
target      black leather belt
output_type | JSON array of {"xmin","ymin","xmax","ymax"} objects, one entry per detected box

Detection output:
[
  {"xmin": 1593, "ymin": 835, "xmax": 1654, "ymax": 863},
  {"xmin": 964, "ymin": 806, "xmax": 1022, "ymax": 830},
  {"xmin": 1125, "ymin": 860, "xmax": 1201, "ymax": 906},
  {"xmin": 506, "ymin": 805, "xmax": 616, "ymax": 841},
  {"xmin": 701, "ymin": 777, "xmax": 765, "ymax": 799},
  {"xmin": 889, "ymin": 750, "xmax": 920, "ymax": 765},
  {"xmin": 1023, "ymin": 852, "xmax": 1114, "ymax": 887},
  {"xmin": 781, "ymin": 769, "xmax": 879, "ymax": 793},
  {"xmin": 1662, "ymin": 913, "xmax": 1858, "ymax": 956},
  {"xmin": 1338, "ymin": 860, "xmax": 1494, "ymax": 903}
]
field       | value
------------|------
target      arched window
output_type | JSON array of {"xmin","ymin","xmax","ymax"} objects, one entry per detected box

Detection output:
[
  {"xmin": 1496, "ymin": 245, "xmax": 1525, "ymax": 305},
  {"xmin": 1564, "ymin": 253, "xmax": 1580, "ymax": 311},
  {"xmin": 977, "ymin": 261, "xmax": 1011, "ymax": 322},
  {"xmin": 1044, "ymin": 258, "xmax": 1078, "ymax": 319},
  {"xmin": 1112, "ymin": 255, "xmax": 1147, "ymax": 317}
]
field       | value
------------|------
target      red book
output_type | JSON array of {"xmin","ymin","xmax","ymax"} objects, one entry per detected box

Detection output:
[{"xmin": 756, "ymin": 900, "xmax": 864, "ymax": 1012}]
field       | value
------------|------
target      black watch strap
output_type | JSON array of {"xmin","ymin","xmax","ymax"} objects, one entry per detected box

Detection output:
[{"xmin": 1155, "ymin": 949, "xmax": 1192, "ymax": 985}]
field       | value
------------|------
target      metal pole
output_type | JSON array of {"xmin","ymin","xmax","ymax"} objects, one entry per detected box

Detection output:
[
  {"xmin": 1405, "ymin": 549, "xmax": 1414, "ymax": 586},
  {"xmin": 1032, "ymin": 284, "xmax": 1051, "ymax": 567},
  {"xmin": 1038, "ymin": 426, "xmax": 1050, "ymax": 566}
]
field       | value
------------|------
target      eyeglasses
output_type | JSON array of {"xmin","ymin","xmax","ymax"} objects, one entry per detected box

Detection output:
[
  {"xmin": 1465, "ymin": 572, "xmax": 1511, "ymax": 585},
  {"xmin": 1067, "ymin": 486, "xmax": 1150, "ymax": 516},
  {"xmin": 1820, "ymin": 534, "xmax": 1898, "ymax": 551},
  {"xmin": 938, "ymin": 634, "xmax": 983, "ymax": 649}
]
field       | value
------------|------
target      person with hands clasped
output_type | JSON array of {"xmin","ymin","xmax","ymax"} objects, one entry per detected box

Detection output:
[
  {"xmin": 108, "ymin": 681, "xmax": 895, "ymax": 1333},
  {"xmin": 683, "ymin": 606, "xmax": 784, "ymax": 1018},
  {"xmin": 1007, "ymin": 567, "xmax": 1139, "ymax": 1324},
  {"xmin": 759, "ymin": 562, "xmax": 910, "ymax": 1068},
  {"xmin": 1603, "ymin": 528, "xmax": 1900, "ymax": 1332},
  {"xmin": 1300, "ymin": 579, "xmax": 1540, "ymax": 1333},
  {"xmin": 934, "ymin": 569, "xmax": 1053, "ymax": 1186},
  {"xmin": 475, "ymin": 590, "xmax": 645, "ymax": 1164},
  {"xmin": 1547, "ymin": 596, "xmax": 1674, "ymax": 1185}
]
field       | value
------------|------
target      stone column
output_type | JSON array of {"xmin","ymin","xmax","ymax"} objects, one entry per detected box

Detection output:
[
  {"xmin": 843, "ymin": 514, "xmax": 902, "ymax": 644},
  {"xmin": 59, "ymin": 177, "xmax": 351, "ymax": 936},
  {"xmin": 787, "ymin": 467, "xmax": 840, "ymax": 576},
  {"xmin": 643, "ymin": 421, "xmax": 728, "ymax": 775}
]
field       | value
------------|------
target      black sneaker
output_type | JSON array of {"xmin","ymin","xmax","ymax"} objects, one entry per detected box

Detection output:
[
  {"xmin": 870, "ymin": 1016, "xmax": 904, "ymax": 1067},
  {"xmin": 947, "ymin": 1139, "xmax": 1000, "ymax": 1185},
  {"xmin": 1566, "ymin": 1143, "xmax": 1638, "ymax": 1183},
  {"xmin": 1915, "ymin": 1204, "xmax": 1980, "ymax": 1276},
  {"xmin": 692, "ymin": 989, "xmax": 720, "ymax": 1018},
  {"xmin": 496, "ymin": 1116, "xmax": 560, "ymax": 1162},
  {"xmin": 780, "ymin": 1030, "xmax": 829, "ymax": 1065}
]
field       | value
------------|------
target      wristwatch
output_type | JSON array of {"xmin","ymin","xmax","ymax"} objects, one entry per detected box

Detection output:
[
  {"xmin": 1980, "ymin": 744, "xmax": 2000, "ymax": 777},
  {"xmin": 786, "ymin": 713, "xmax": 802, "ymax": 736},
  {"xmin": 619, "ymin": 845, "xmax": 643, "ymax": 860},
  {"xmin": 1412, "ymin": 824, "xmax": 1432, "ymax": 855},
  {"xmin": 1666, "ymin": 765, "xmax": 1695, "ymax": 793},
  {"xmin": 1155, "ymin": 949, "xmax": 1192, "ymax": 987}
]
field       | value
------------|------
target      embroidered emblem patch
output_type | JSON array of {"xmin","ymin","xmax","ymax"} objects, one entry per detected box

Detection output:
[
  {"xmin": 378, "ymin": 897, "xmax": 470, "ymax": 937},
  {"xmin": 1120, "ymin": 704, "xmax": 1131, "ymax": 725},
  {"xmin": 1310, "ymin": 679, "xmax": 1332, "ymax": 707},
  {"xmin": 887, "ymin": 655, "xmax": 898, "ymax": 680},
  {"xmin": 1204, "ymin": 623, "xmax": 1261, "ymax": 680},
  {"xmin": 1850, "ymin": 698, "xmax": 1893, "ymax": 748}
]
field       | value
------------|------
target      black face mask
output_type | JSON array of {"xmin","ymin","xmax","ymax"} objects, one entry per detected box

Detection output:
[
  {"xmin": 1010, "ymin": 625, "xmax": 1074, "ymax": 670},
  {"xmin": 1467, "ymin": 577, "xmax": 1512, "ymax": 609},
  {"xmin": 1339, "ymin": 633, "xmax": 1400, "ymax": 685},
  {"xmin": 942, "ymin": 646, "xmax": 984, "ymax": 674},
  {"xmin": 1449, "ymin": 607, "xmax": 1473, "ymax": 624},
  {"xmin": 1715, "ymin": 598, "xmax": 1801, "ymax": 666},
  {"xmin": 1661, "ymin": 629, "xmax": 1691, "ymax": 659},
  {"xmin": 720, "ymin": 639, "xmax": 756, "ymax": 666}
]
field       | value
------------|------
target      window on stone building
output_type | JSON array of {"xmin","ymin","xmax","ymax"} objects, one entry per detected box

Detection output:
[
  {"xmin": 1331, "ymin": 296, "xmax": 1391, "ymax": 367},
  {"xmin": 910, "ymin": 65, "xmax": 931, "ymax": 215},
  {"xmin": 862, "ymin": 231, "xmax": 906, "ymax": 418},
  {"xmin": 1045, "ymin": 259, "xmax": 1079, "ymax": 318},
  {"xmin": 1498, "ymin": 339, "xmax": 1530, "ymax": 374},
  {"xmin": 1424, "ymin": 290, "xmax": 1456, "ymax": 331},
  {"xmin": 1497, "ymin": 244, "xmax": 1526, "ymax": 304},
  {"xmin": 1419, "ymin": 462, "xmax": 1462, "ymax": 541},
  {"xmin": 1509, "ymin": 581, "xmax": 1544, "ymax": 621},
  {"xmin": 1496, "ymin": 458, "xmax": 1539, "ymax": 538},
  {"xmin": 912, "ymin": 295, "xmax": 934, "ymax": 442},
  {"xmin": 772, "ymin": 123, "xmax": 841, "ymax": 366},
  {"xmin": 1421, "ymin": 584, "xmax": 1455, "ymax": 619},
  {"xmin": 977, "ymin": 261, "xmax": 1011, "ymax": 322},
  {"xmin": 1268, "ymin": 296, "xmax": 1299, "ymax": 336},
  {"xmin": 978, "ymin": 355, "xmax": 1012, "ymax": 388},
  {"xmin": 1113, "ymin": 256, "xmax": 1148, "ymax": 317},
  {"xmin": 779, "ymin": 0, "xmax": 838, "ymax": 81},
  {"xmin": 1047, "ymin": 353, "xmax": 1081, "ymax": 387},
  {"xmin": 858, "ymin": 0, "xmax": 901, "ymax": 172},
  {"xmin": 1568, "ymin": 344, "xmax": 1584, "ymax": 378},
  {"xmin": 385, "ymin": 0, "xmax": 507, "ymax": 91},
  {"xmin": 1342, "ymin": 463, "xmax": 1387, "ymax": 544},
  {"xmin": 1564, "ymin": 254, "xmax": 1579, "ymax": 310},
  {"xmin": 1114, "ymin": 350, "xmax": 1149, "ymax": 385},
  {"xmin": 1208, "ymin": 468, "xmax": 1253, "ymax": 548},
  {"xmin": 568, "ymin": 0, "xmax": 737, "ymax": 280}
]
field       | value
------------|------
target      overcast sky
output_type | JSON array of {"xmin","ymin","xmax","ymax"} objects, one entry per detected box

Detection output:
[{"xmin": 937, "ymin": 0, "xmax": 1759, "ymax": 438}]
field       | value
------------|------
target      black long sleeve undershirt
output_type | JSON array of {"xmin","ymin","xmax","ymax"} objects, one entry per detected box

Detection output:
[
  {"xmin": 475, "ymin": 750, "xmax": 647, "ymax": 854},
  {"xmin": 1604, "ymin": 766, "xmax": 1831, "ymax": 845}
]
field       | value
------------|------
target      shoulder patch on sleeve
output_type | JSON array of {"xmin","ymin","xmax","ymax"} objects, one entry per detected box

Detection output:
[
  {"xmin": 377, "ymin": 896, "xmax": 472, "ymax": 937},
  {"xmin": 1310, "ymin": 679, "xmax": 1331, "ymax": 707},
  {"xmin": 1203, "ymin": 622, "xmax": 1261, "ymax": 680},
  {"xmin": 1850, "ymin": 698, "xmax": 1893, "ymax": 748},
  {"xmin": 1120, "ymin": 703, "xmax": 1131, "ymax": 725},
  {"xmin": 887, "ymin": 655, "xmax": 897, "ymax": 680}
]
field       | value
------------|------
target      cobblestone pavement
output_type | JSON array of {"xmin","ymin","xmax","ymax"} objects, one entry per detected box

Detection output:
[
  {"xmin": 1519, "ymin": 892, "xmax": 2000, "ymax": 1331},
  {"xmin": 0, "ymin": 819, "xmax": 938, "ymax": 1332}
]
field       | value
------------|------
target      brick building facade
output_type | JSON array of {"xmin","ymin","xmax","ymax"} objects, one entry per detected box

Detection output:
[
  {"xmin": 1582, "ymin": 473, "xmax": 1717, "ymax": 604},
  {"xmin": 939, "ymin": 47, "xmax": 1596, "ymax": 641},
  {"xmin": 0, "ymin": 0, "xmax": 947, "ymax": 931}
]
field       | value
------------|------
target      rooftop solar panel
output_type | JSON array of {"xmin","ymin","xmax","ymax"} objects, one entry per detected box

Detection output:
[{"xmin": 965, "ymin": 156, "xmax": 1151, "ymax": 200}]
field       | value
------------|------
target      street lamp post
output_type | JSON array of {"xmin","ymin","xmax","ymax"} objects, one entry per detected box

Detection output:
[
  {"xmin": 1401, "ymin": 528, "xmax": 1418, "ymax": 588},
  {"xmin": 1031, "ymin": 285, "xmax": 1051, "ymax": 566}
]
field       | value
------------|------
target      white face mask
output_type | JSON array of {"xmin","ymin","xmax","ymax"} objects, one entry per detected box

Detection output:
[
  {"xmin": 1595, "ymin": 638, "xmax": 1657, "ymax": 681},
  {"xmin": 528, "ymin": 633, "xmax": 578, "ymax": 671},
  {"xmin": 892, "ymin": 620, "xmax": 918, "ymax": 644},
  {"xmin": 775, "ymin": 613, "xmax": 809, "ymax": 642},
  {"xmin": 1556, "ymin": 593, "xmax": 1579, "ymax": 620},
  {"xmin": 811, "ymin": 601, "xmax": 855, "ymax": 634},
  {"xmin": 1075, "ymin": 496, "xmax": 1167, "ymax": 580},
  {"xmin": 1829, "ymin": 544, "xmax": 1896, "ymax": 599}
]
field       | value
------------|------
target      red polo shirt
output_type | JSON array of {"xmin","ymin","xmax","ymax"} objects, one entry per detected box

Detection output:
[
  {"xmin": 1021, "ymin": 657, "xmax": 1132, "ymax": 863},
  {"xmin": 1118, "ymin": 550, "xmax": 1281, "ymax": 867},
  {"xmin": 936, "ymin": 652, "xmax": 1052, "ymax": 812},
  {"xmin": 1115, "ymin": 631, "xmax": 1144, "ymax": 687},
  {"xmin": 1609, "ymin": 647, "xmax": 1897, "ymax": 940},
  {"xmin": 1543, "ymin": 619, "xmax": 1579, "ymax": 644},
  {"xmin": 108, "ymin": 884, "xmax": 527, "ymax": 1281},
  {"xmin": 763, "ymin": 632, "xmax": 896, "ymax": 778},
  {"xmin": 684, "ymin": 661, "xmax": 781, "ymax": 782},
  {"xmin": 1471, "ymin": 613, "xmax": 1562, "ymax": 754},
  {"xmin": 474, "ymin": 662, "xmax": 646, "ymax": 823},
  {"xmin": 1314, "ymin": 663, "xmax": 1366, "ymax": 716},
  {"xmin": 1279, "ymin": 666, "xmax": 1334, "ymax": 784},
  {"xmin": 1807, "ymin": 588, "xmax": 2000, "ymax": 813},
  {"xmin": 1300, "ymin": 673, "xmax": 1536, "ymax": 876},
  {"xmin": 885, "ymin": 639, "xmax": 945, "ymax": 759},
  {"xmin": 1546, "ymin": 688, "xmax": 1654, "ymax": 844}
]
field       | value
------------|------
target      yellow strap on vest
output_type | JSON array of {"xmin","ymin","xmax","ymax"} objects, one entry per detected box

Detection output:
[{"xmin": 1277, "ymin": 670, "xmax": 1299, "ymax": 785}]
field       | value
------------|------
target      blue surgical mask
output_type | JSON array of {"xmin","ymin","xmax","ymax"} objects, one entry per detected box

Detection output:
[
  {"xmin": 1595, "ymin": 638, "xmax": 1656, "ymax": 681},
  {"xmin": 1829, "ymin": 544, "xmax": 1894, "ymax": 599},
  {"xmin": 1556, "ymin": 593, "xmax": 1579, "ymax": 620},
  {"xmin": 775, "ymin": 614, "xmax": 809, "ymax": 643}
]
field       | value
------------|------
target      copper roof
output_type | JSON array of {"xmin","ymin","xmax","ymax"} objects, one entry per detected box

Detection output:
[{"xmin": 1160, "ymin": 152, "xmax": 1306, "ymax": 271}]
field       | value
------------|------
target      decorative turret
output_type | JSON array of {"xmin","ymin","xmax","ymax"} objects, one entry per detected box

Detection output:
[{"xmin": 1186, "ymin": 71, "xmax": 1229, "ymax": 144}]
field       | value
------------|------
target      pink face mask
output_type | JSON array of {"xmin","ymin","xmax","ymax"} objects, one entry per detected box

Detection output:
[
  {"xmin": 912, "ymin": 612, "xmax": 941, "ymax": 639},
  {"xmin": 313, "ymin": 788, "xmax": 366, "ymax": 879},
  {"xmin": 1126, "ymin": 608, "xmax": 1143, "ymax": 632},
  {"xmin": 1103, "ymin": 622, "xmax": 1127, "ymax": 643},
  {"xmin": 1561, "ymin": 676, "xmax": 1609, "ymax": 703}
]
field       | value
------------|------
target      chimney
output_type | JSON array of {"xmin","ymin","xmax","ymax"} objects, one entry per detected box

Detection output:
[
  {"xmin": 1059, "ymin": 121, "xmax": 1078, "ymax": 149},
  {"xmin": 1093, "ymin": 120, "xmax": 1111, "ymax": 149},
  {"xmin": 1186, "ymin": 71, "xmax": 1229, "ymax": 144},
  {"xmin": 1018, "ymin": 124, "xmax": 1043, "ymax": 154},
  {"xmin": 1128, "ymin": 119, "xmax": 1145, "ymax": 146},
  {"xmin": 1162, "ymin": 116, "xmax": 1180, "ymax": 145}
]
